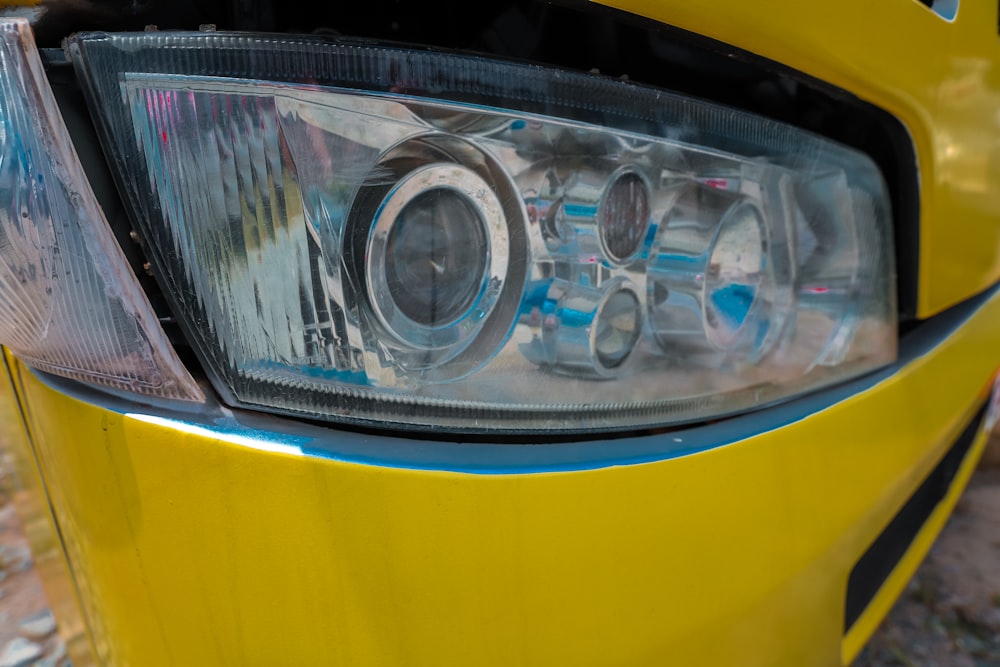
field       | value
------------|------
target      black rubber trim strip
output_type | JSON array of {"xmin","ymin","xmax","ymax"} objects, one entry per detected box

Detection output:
[
  {"xmin": 844, "ymin": 399, "xmax": 988, "ymax": 633},
  {"xmin": 25, "ymin": 283, "xmax": 1000, "ymax": 472}
]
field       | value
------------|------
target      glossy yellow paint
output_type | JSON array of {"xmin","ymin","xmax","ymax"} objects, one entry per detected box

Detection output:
[
  {"xmin": 596, "ymin": 0, "xmax": 1000, "ymax": 318},
  {"xmin": 6, "ymin": 286, "xmax": 1000, "ymax": 666}
]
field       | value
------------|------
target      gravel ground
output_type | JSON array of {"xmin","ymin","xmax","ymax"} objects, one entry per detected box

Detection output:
[
  {"xmin": 852, "ymin": 464, "xmax": 1000, "ymax": 667},
  {"xmin": 0, "ymin": 455, "xmax": 68, "ymax": 667},
  {"xmin": 0, "ymin": 440, "xmax": 998, "ymax": 667}
]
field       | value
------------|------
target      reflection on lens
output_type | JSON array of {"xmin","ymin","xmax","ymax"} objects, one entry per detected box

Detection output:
[
  {"xmin": 361, "ymin": 155, "xmax": 518, "ymax": 372},
  {"xmin": 704, "ymin": 202, "xmax": 766, "ymax": 348},
  {"xmin": 385, "ymin": 188, "xmax": 488, "ymax": 327},
  {"xmin": 519, "ymin": 278, "xmax": 641, "ymax": 377},
  {"xmin": 646, "ymin": 183, "xmax": 776, "ymax": 359},
  {"xmin": 594, "ymin": 288, "xmax": 641, "ymax": 369},
  {"xmin": 600, "ymin": 170, "xmax": 650, "ymax": 264}
]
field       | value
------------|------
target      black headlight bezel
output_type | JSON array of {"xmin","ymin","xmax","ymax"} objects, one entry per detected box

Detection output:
[{"xmin": 36, "ymin": 0, "xmax": 918, "ymax": 440}]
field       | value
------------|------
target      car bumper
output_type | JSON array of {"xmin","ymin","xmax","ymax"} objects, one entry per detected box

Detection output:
[{"xmin": 2, "ymin": 285, "xmax": 999, "ymax": 667}]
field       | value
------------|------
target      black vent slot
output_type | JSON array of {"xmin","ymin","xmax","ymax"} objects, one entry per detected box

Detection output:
[{"xmin": 844, "ymin": 401, "xmax": 987, "ymax": 633}]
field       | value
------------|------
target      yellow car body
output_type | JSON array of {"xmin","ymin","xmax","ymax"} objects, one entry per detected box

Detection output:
[{"xmin": 1, "ymin": 1, "xmax": 999, "ymax": 666}]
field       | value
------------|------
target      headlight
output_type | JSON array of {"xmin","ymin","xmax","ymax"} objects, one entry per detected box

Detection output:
[
  {"xmin": 64, "ymin": 31, "xmax": 896, "ymax": 433},
  {"xmin": 0, "ymin": 20, "xmax": 201, "ymax": 401}
]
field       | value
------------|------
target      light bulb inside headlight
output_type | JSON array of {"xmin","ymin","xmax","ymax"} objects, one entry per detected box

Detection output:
[
  {"xmin": 520, "ymin": 278, "xmax": 641, "ymax": 378},
  {"xmin": 344, "ymin": 135, "xmax": 525, "ymax": 379},
  {"xmin": 368, "ymin": 165, "xmax": 496, "ymax": 337},
  {"xmin": 648, "ymin": 182, "xmax": 780, "ymax": 361},
  {"xmin": 67, "ymin": 31, "xmax": 897, "ymax": 432},
  {"xmin": 380, "ymin": 181, "xmax": 488, "ymax": 329},
  {"xmin": 600, "ymin": 168, "xmax": 652, "ymax": 266}
]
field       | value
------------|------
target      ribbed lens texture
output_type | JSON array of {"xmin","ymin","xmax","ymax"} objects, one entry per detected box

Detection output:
[
  {"xmin": 0, "ymin": 21, "xmax": 201, "ymax": 400},
  {"xmin": 69, "ymin": 32, "xmax": 897, "ymax": 432},
  {"xmin": 0, "ymin": 37, "xmax": 53, "ymax": 350},
  {"xmin": 133, "ymin": 89, "xmax": 326, "ymax": 376}
]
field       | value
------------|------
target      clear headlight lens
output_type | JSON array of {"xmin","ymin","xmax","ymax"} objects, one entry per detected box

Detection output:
[
  {"xmin": 0, "ymin": 20, "xmax": 201, "ymax": 401},
  {"xmin": 68, "ymin": 31, "xmax": 896, "ymax": 432}
]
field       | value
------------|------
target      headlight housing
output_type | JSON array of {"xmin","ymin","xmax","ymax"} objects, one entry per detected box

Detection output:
[{"xmin": 65, "ymin": 30, "xmax": 896, "ymax": 433}]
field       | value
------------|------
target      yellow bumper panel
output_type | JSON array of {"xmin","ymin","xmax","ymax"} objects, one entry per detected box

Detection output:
[{"xmin": 4, "ymin": 286, "xmax": 1000, "ymax": 666}]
